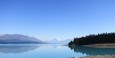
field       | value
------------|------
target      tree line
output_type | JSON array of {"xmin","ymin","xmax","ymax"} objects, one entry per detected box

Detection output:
[{"xmin": 69, "ymin": 32, "xmax": 115, "ymax": 45}]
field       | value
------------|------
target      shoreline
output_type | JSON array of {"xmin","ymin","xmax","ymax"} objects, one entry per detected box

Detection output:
[
  {"xmin": 83, "ymin": 43, "xmax": 115, "ymax": 48},
  {"xmin": 81, "ymin": 55, "xmax": 115, "ymax": 58}
]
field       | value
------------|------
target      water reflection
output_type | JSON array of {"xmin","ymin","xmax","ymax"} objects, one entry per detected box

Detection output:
[
  {"xmin": 0, "ymin": 44, "xmax": 40, "ymax": 54},
  {"xmin": 38, "ymin": 44, "xmax": 65, "ymax": 49},
  {"xmin": 69, "ymin": 46, "xmax": 115, "ymax": 55},
  {"xmin": 0, "ymin": 44, "xmax": 65, "ymax": 54}
]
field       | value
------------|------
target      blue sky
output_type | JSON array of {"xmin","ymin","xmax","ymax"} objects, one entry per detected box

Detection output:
[{"xmin": 0, "ymin": 0, "xmax": 115, "ymax": 40}]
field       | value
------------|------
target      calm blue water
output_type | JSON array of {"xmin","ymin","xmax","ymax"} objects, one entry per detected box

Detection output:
[{"xmin": 0, "ymin": 44, "xmax": 115, "ymax": 58}]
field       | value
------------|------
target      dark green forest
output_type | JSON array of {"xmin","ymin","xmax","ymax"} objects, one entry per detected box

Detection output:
[{"xmin": 69, "ymin": 32, "xmax": 115, "ymax": 45}]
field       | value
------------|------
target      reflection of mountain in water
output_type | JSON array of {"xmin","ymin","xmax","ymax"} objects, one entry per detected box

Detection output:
[
  {"xmin": 38, "ymin": 44, "xmax": 66, "ymax": 49},
  {"xmin": 0, "ymin": 44, "xmax": 39, "ymax": 54},
  {"xmin": 69, "ymin": 46, "xmax": 115, "ymax": 55}
]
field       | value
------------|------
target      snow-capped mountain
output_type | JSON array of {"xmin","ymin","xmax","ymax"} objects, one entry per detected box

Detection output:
[{"xmin": 46, "ymin": 39, "xmax": 72, "ymax": 44}]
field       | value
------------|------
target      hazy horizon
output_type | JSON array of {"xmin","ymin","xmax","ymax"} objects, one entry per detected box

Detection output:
[{"xmin": 0, "ymin": 0, "xmax": 115, "ymax": 40}]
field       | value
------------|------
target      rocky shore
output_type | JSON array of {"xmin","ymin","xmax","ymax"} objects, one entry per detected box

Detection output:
[{"xmin": 81, "ymin": 55, "xmax": 115, "ymax": 58}]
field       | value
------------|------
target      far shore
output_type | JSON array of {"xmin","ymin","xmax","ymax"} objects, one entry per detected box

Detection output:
[
  {"xmin": 83, "ymin": 43, "xmax": 115, "ymax": 48},
  {"xmin": 81, "ymin": 55, "xmax": 115, "ymax": 58}
]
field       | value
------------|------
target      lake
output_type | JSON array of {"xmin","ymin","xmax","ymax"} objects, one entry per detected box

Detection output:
[{"xmin": 0, "ymin": 44, "xmax": 115, "ymax": 58}]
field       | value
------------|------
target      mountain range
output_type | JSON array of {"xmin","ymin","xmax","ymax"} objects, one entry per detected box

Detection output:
[
  {"xmin": 46, "ymin": 39, "xmax": 72, "ymax": 44},
  {"xmin": 0, "ymin": 34, "xmax": 43, "ymax": 44}
]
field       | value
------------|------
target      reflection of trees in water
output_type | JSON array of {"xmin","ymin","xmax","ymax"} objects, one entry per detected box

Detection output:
[
  {"xmin": 0, "ymin": 45, "xmax": 40, "ymax": 54},
  {"xmin": 69, "ymin": 46, "xmax": 115, "ymax": 55}
]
